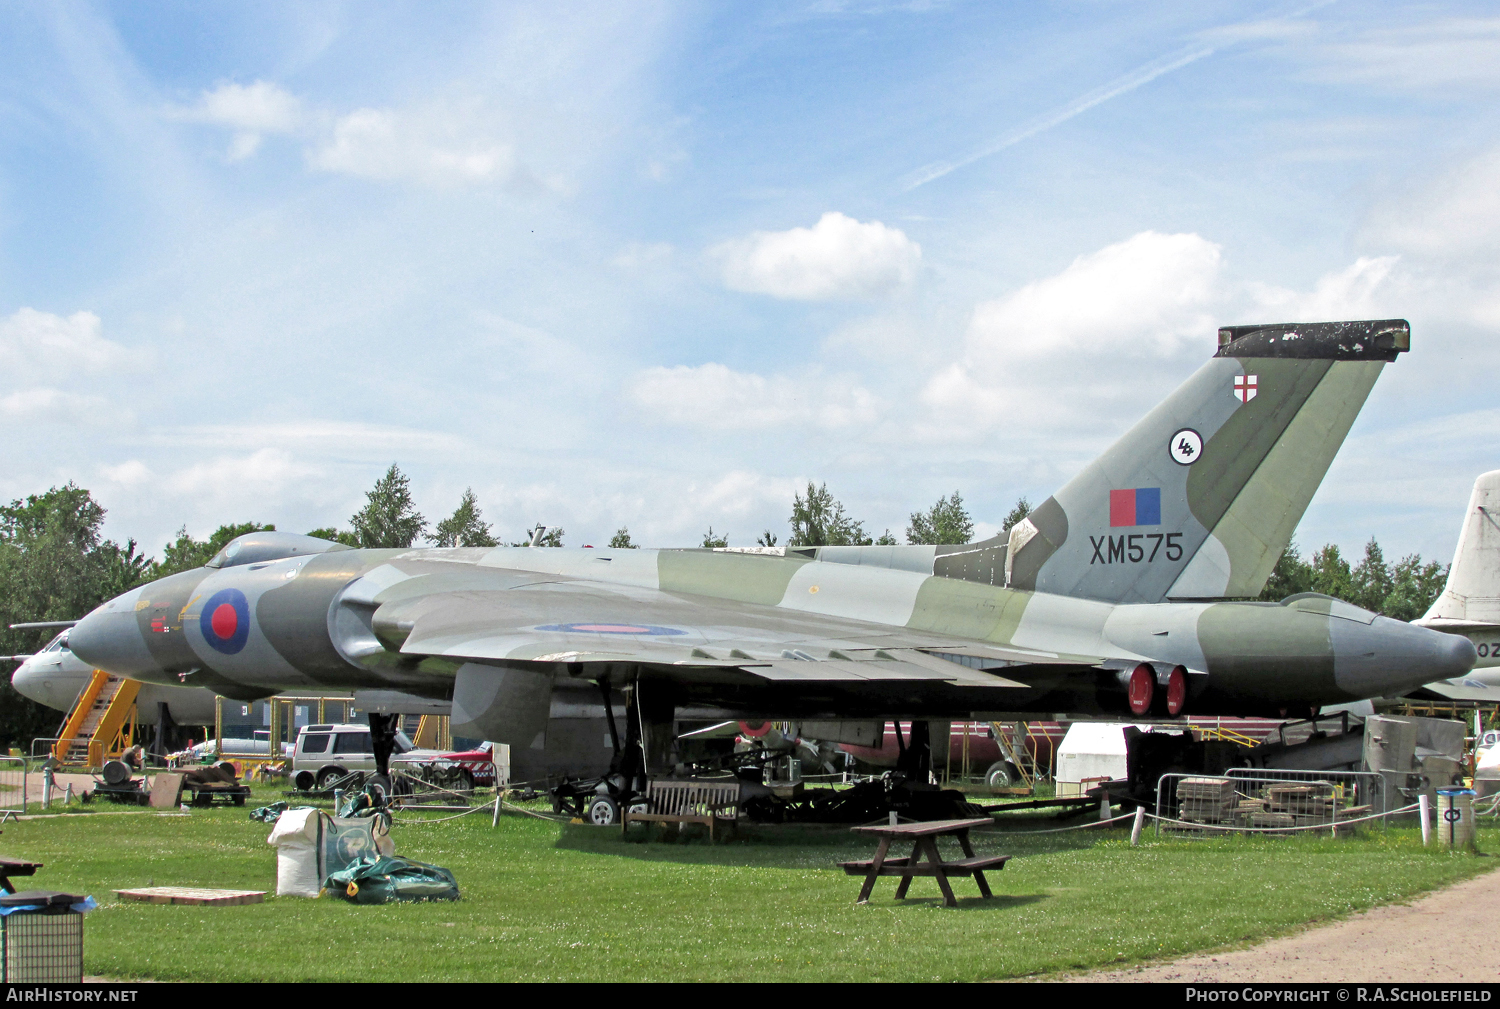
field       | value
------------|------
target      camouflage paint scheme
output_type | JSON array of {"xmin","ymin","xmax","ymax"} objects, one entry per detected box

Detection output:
[
  {"xmin": 68, "ymin": 320, "xmax": 1476, "ymax": 746},
  {"xmin": 8, "ymin": 628, "xmax": 449, "ymax": 722}
]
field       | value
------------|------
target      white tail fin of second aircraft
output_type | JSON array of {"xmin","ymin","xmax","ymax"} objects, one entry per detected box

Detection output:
[{"xmin": 1422, "ymin": 470, "xmax": 1500, "ymax": 627}]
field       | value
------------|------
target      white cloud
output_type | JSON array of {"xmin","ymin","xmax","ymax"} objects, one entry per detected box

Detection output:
[
  {"xmin": 169, "ymin": 81, "xmax": 531, "ymax": 184},
  {"xmin": 0, "ymin": 308, "xmax": 129, "ymax": 376},
  {"xmin": 612, "ymin": 242, "xmax": 674, "ymax": 270},
  {"xmin": 154, "ymin": 421, "xmax": 467, "ymax": 458},
  {"xmin": 0, "ymin": 388, "xmax": 105, "ymax": 419},
  {"xmin": 965, "ymin": 231, "xmax": 1221, "ymax": 361},
  {"xmin": 168, "ymin": 81, "xmax": 302, "ymax": 161},
  {"xmin": 309, "ymin": 106, "xmax": 517, "ymax": 186},
  {"xmin": 915, "ymin": 232, "xmax": 1409, "ymax": 438},
  {"xmin": 711, "ymin": 212, "xmax": 922, "ymax": 300},
  {"xmin": 163, "ymin": 448, "xmax": 318, "ymax": 499},
  {"xmin": 100, "ymin": 460, "xmax": 151, "ymax": 487},
  {"xmin": 1362, "ymin": 147, "xmax": 1500, "ymax": 261},
  {"xmin": 1303, "ymin": 18, "xmax": 1500, "ymax": 94},
  {"xmin": 629, "ymin": 362, "xmax": 879, "ymax": 429},
  {"xmin": 1246, "ymin": 256, "xmax": 1399, "ymax": 322}
]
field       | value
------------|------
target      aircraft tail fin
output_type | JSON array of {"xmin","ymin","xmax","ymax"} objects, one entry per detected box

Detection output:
[
  {"xmin": 1005, "ymin": 320, "xmax": 1409, "ymax": 604},
  {"xmin": 1420, "ymin": 470, "xmax": 1500, "ymax": 627}
]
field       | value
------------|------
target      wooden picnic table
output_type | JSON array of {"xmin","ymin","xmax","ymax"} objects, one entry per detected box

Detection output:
[
  {"xmin": 839, "ymin": 818, "xmax": 1010, "ymax": 908},
  {"xmin": 0, "ymin": 857, "xmax": 42, "ymax": 894}
]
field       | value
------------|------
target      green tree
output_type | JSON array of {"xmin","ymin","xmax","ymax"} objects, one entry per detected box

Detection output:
[
  {"xmin": 874, "ymin": 530, "xmax": 898, "ymax": 546},
  {"xmin": 1259, "ymin": 540, "xmax": 1314, "ymax": 601},
  {"xmin": 701, "ymin": 527, "xmax": 728, "ymax": 548},
  {"xmin": 153, "ymin": 522, "xmax": 274, "ymax": 578},
  {"xmin": 1309, "ymin": 544, "xmax": 1353, "ymax": 601},
  {"xmin": 756, "ymin": 529, "xmax": 778, "ymax": 547},
  {"xmin": 432, "ymin": 488, "xmax": 498, "ymax": 548},
  {"xmin": 307, "ymin": 527, "xmax": 360, "ymax": 547},
  {"xmin": 349, "ymin": 464, "xmax": 427, "ymax": 548},
  {"xmin": 0, "ymin": 485, "xmax": 151, "ymax": 749},
  {"xmin": 1002, "ymin": 497, "xmax": 1033, "ymax": 533},
  {"xmin": 1350, "ymin": 538, "xmax": 1394, "ymax": 614},
  {"xmin": 907, "ymin": 490, "xmax": 974, "ymax": 545},
  {"xmin": 608, "ymin": 527, "xmax": 637, "ymax": 549},
  {"xmin": 1259, "ymin": 536, "xmax": 1446, "ymax": 618},
  {"xmin": 1383, "ymin": 553, "xmax": 1448, "ymax": 622},
  {"xmin": 788, "ymin": 482, "xmax": 870, "ymax": 546}
]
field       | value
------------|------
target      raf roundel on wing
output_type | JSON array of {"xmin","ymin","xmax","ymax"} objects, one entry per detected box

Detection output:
[{"xmin": 200, "ymin": 588, "xmax": 251, "ymax": 654}]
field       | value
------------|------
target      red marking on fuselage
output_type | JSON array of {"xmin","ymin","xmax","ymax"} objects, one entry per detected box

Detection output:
[{"xmin": 210, "ymin": 603, "xmax": 238, "ymax": 640}]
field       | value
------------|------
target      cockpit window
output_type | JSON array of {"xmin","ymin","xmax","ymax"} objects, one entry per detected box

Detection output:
[
  {"xmin": 1280, "ymin": 592, "xmax": 1378, "ymax": 625},
  {"xmin": 204, "ymin": 531, "xmax": 349, "ymax": 570},
  {"xmin": 205, "ymin": 539, "xmax": 244, "ymax": 569},
  {"xmin": 41, "ymin": 633, "xmax": 67, "ymax": 654}
]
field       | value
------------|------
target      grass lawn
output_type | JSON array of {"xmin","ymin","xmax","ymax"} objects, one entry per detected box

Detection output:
[{"xmin": 4, "ymin": 784, "xmax": 1495, "ymax": 982}]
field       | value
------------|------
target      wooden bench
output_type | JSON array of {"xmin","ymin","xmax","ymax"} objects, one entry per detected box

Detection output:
[
  {"xmin": 622, "ymin": 779, "xmax": 741, "ymax": 843},
  {"xmin": 840, "ymin": 818, "xmax": 1008, "ymax": 906}
]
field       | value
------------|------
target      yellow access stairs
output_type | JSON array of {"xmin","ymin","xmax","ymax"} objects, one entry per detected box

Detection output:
[
  {"xmin": 52, "ymin": 671, "xmax": 140, "ymax": 766},
  {"xmin": 411, "ymin": 714, "xmax": 451, "ymax": 750}
]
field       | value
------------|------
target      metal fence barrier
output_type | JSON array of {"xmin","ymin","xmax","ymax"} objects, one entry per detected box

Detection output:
[
  {"xmin": 0, "ymin": 756, "xmax": 27, "ymax": 820},
  {"xmin": 1227, "ymin": 767, "xmax": 1389, "ymax": 815},
  {"xmin": 1155, "ymin": 769, "xmax": 1387, "ymax": 837}
]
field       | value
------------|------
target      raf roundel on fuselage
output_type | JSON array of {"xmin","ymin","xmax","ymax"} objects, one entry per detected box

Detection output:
[{"xmin": 200, "ymin": 588, "xmax": 250, "ymax": 654}]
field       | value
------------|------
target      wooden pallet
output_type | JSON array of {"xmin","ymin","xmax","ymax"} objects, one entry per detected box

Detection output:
[{"xmin": 113, "ymin": 886, "xmax": 265, "ymax": 906}]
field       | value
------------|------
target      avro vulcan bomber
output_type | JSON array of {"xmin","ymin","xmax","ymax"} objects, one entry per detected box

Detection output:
[{"xmin": 68, "ymin": 320, "xmax": 1474, "ymax": 761}]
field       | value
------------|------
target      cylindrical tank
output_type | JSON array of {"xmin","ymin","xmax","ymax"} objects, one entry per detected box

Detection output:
[{"xmin": 1436, "ymin": 788, "xmax": 1477, "ymax": 851}]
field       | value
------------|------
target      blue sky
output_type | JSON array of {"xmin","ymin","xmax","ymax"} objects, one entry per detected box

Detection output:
[{"xmin": 2, "ymin": 1, "xmax": 1498, "ymax": 565}]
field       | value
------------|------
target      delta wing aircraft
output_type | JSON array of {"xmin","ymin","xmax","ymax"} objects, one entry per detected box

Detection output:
[{"xmin": 67, "ymin": 320, "xmax": 1475, "ymax": 760}]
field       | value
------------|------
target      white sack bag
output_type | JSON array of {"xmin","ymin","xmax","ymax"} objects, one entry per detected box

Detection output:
[{"xmin": 267, "ymin": 807, "xmax": 323, "ymax": 898}]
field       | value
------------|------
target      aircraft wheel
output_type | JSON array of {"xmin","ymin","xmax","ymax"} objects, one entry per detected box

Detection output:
[
  {"xmin": 984, "ymin": 761, "xmax": 1014, "ymax": 788},
  {"xmin": 587, "ymin": 796, "xmax": 619, "ymax": 826}
]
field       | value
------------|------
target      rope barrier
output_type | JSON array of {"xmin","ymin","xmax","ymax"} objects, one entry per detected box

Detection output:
[
  {"xmin": 1146, "ymin": 802, "xmax": 1421, "ymax": 834},
  {"xmin": 977, "ymin": 803, "xmax": 1429, "ymax": 837},
  {"xmin": 978, "ymin": 811, "xmax": 1138, "ymax": 835},
  {"xmin": 393, "ymin": 799, "xmax": 500, "ymax": 824}
]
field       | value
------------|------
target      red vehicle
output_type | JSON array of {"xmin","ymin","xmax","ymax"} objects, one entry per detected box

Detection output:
[
  {"xmin": 838, "ymin": 721, "xmax": 1064, "ymax": 785},
  {"xmin": 394, "ymin": 740, "xmax": 500, "ymax": 788}
]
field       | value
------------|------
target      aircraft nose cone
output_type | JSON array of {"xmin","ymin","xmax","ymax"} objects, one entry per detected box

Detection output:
[
  {"xmin": 1430, "ymin": 629, "xmax": 1478, "ymax": 681},
  {"xmin": 10, "ymin": 660, "xmax": 45, "ymax": 705},
  {"xmin": 68, "ymin": 598, "xmax": 161, "ymax": 679}
]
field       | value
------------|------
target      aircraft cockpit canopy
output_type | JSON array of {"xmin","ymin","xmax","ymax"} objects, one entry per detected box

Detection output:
[{"xmin": 206, "ymin": 531, "xmax": 353, "ymax": 570}]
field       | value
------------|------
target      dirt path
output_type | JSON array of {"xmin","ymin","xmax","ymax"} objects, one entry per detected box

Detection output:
[{"xmin": 1073, "ymin": 863, "xmax": 1500, "ymax": 982}]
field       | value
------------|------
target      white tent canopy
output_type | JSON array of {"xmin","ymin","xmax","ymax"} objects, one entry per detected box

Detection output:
[{"xmin": 1055, "ymin": 722, "xmax": 1153, "ymax": 796}]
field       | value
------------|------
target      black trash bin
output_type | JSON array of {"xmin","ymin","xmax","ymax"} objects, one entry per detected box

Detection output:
[{"xmin": 0, "ymin": 890, "xmax": 86, "ymax": 982}]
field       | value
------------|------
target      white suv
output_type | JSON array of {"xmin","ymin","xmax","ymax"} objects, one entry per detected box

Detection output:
[{"xmin": 291, "ymin": 723, "xmax": 416, "ymax": 790}]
